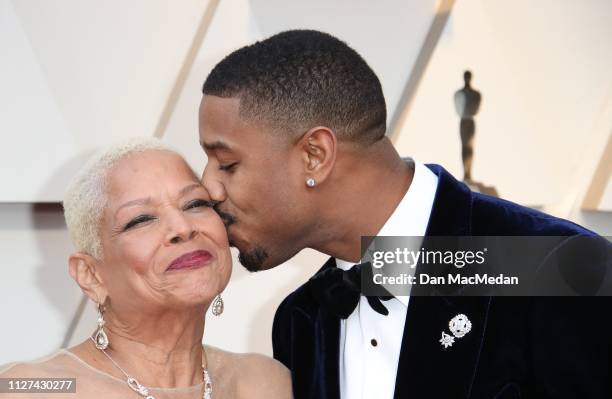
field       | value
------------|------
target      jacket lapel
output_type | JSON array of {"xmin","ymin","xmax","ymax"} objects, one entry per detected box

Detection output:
[
  {"xmin": 314, "ymin": 303, "xmax": 341, "ymax": 399},
  {"xmin": 301, "ymin": 257, "xmax": 342, "ymax": 399},
  {"xmin": 393, "ymin": 165, "xmax": 492, "ymax": 398}
]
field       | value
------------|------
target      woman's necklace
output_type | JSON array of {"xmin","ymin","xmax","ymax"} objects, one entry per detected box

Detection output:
[{"xmin": 89, "ymin": 337, "xmax": 213, "ymax": 399}]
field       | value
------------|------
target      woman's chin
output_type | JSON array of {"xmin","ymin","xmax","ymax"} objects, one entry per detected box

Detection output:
[
  {"xmin": 162, "ymin": 296, "xmax": 214, "ymax": 312},
  {"xmin": 162, "ymin": 286, "xmax": 218, "ymax": 309}
]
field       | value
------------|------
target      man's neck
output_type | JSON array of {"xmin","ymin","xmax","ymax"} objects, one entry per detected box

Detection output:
[{"xmin": 312, "ymin": 139, "xmax": 414, "ymax": 262}]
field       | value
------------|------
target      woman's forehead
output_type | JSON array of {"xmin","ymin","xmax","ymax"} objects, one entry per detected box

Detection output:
[{"xmin": 106, "ymin": 151, "xmax": 201, "ymax": 202}]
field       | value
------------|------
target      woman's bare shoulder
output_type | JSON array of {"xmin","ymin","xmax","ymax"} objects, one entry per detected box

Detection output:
[
  {"xmin": 0, "ymin": 350, "xmax": 72, "ymax": 378},
  {"xmin": 204, "ymin": 345, "xmax": 292, "ymax": 399}
]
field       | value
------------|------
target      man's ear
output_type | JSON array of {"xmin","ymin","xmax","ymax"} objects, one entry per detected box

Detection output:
[
  {"xmin": 299, "ymin": 126, "xmax": 337, "ymax": 186},
  {"xmin": 68, "ymin": 253, "xmax": 108, "ymax": 304}
]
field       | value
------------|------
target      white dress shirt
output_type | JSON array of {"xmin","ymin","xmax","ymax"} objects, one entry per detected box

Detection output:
[{"xmin": 337, "ymin": 159, "xmax": 439, "ymax": 399}]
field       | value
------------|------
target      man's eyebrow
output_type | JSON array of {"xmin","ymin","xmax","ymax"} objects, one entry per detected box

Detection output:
[{"xmin": 201, "ymin": 140, "xmax": 231, "ymax": 151}]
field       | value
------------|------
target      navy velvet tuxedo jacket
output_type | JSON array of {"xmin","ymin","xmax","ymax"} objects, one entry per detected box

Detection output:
[{"xmin": 272, "ymin": 164, "xmax": 611, "ymax": 399}]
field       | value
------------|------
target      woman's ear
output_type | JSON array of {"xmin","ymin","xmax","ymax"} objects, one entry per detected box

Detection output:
[{"xmin": 68, "ymin": 253, "xmax": 108, "ymax": 304}]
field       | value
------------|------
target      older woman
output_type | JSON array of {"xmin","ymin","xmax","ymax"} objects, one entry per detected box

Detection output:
[{"xmin": 0, "ymin": 138, "xmax": 292, "ymax": 398}]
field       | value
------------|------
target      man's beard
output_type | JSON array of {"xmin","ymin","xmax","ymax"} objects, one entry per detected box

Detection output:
[{"xmin": 237, "ymin": 245, "xmax": 269, "ymax": 272}]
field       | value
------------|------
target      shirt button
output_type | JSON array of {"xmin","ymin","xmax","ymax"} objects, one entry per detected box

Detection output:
[{"xmin": 371, "ymin": 339, "xmax": 378, "ymax": 347}]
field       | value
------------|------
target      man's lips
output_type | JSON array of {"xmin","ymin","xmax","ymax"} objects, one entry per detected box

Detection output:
[
  {"xmin": 166, "ymin": 250, "xmax": 213, "ymax": 271},
  {"xmin": 213, "ymin": 205, "xmax": 236, "ymax": 226}
]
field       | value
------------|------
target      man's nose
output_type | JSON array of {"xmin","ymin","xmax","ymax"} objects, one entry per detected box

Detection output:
[{"xmin": 201, "ymin": 167, "xmax": 227, "ymax": 203}]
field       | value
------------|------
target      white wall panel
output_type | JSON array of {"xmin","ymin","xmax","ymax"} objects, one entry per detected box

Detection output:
[
  {"xmin": 600, "ymin": 182, "xmax": 612, "ymax": 211},
  {"xmin": 0, "ymin": 0, "xmax": 211, "ymax": 201},
  {"xmin": 0, "ymin": 0, "xmax": 77, "ymax": 203},
  {"xmin": 0, "ymin": 205, "xmax": 81, "ymax": 364},
  {"xmin": 395, "ymin": 0, "xmax": 612, "ymax": 207}
]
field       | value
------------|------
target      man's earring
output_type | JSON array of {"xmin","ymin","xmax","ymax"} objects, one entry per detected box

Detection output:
[
  {"xmin": 306, "ymin": 177, "xmax": 316, "ymax": 188},
  {"xmin": 212, "ymin": 295, "xmax": 224, "ymax": 316},
  {"xmin": 94, "ymin": 302, "xmax": 109, "ymax": 350}
]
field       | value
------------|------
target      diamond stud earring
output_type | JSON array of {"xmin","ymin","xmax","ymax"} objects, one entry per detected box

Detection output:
[{"xmin": 306, "ymin": 178, "xmax": 316, "ymax": 187}]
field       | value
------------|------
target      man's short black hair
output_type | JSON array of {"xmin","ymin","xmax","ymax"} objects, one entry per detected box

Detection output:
[{"xmin": 202, "ymin": 30, "xmax": 387, "ymax": 144}]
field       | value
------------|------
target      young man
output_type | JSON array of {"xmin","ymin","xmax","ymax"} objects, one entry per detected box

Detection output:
[{"xmin": 199, "ymin": 30, "xmax": 611, "ymax": 399}]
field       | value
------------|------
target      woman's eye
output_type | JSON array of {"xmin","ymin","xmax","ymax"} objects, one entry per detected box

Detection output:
[
  {"xmin": 124, "ymin": 215, "xmax": 154, "ymax": 231},
  {"xmin": 218, "ymin": 162, "xmax": 238, "ymax": 172},
  {"xmin": 184, "ymin": 199, "xmax": 214, "ymax": 211}
]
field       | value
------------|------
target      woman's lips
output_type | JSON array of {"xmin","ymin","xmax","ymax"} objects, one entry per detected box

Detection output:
[{"xmin": 167, "ymin": 250, "xmax": 213, "ymax": 271}]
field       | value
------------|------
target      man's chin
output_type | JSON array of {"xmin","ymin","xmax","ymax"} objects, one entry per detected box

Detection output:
[
  {"xmin": 229, "ymin": 232, "xmax": 286, "ymax": 272},
  {"xmin": 237, "ymin": 247, "xmax": 269, "ymax": 272}
]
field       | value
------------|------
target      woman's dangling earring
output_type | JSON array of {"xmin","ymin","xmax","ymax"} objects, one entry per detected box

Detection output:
[
  {"xmin": 94, "ymin": 302, "xmax": 109, "ymax": 350},
  {"xmin": 211, "ymin": 295, "xmax": 224, "ymax": 316}
]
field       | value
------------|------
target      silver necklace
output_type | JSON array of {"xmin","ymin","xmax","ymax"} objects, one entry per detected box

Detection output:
[{"xmin": 89, "ymin": 337, "xmax": 212, "ymax": 399}]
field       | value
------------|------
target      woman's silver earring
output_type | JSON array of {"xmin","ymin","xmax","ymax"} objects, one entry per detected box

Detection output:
[
  {"xmin": 94, "ymin": 303, "xmax": 109, "ymax": 350},
  {"xmin": 211, "ymin": 295, "xmax": 224, "ymax": 316},
  {"xmin": 306, "ymin": 177, "xmax": 316, "ymax": 187}
]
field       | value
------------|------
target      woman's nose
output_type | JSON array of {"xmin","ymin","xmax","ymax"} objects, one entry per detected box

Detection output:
[{"xmin": 166, "ymin": 212, "xmax": 196, "ymax": 245}]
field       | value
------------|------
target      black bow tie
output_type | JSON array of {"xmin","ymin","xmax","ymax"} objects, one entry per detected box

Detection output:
[{"xmin": 308, "ymin": 261, "xmax": 393, "ymax": 319}]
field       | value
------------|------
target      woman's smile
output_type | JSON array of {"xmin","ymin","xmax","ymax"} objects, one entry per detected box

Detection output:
[{"xmin": 166, "ymin": 249, "xmax": 214, "ymax": 272}]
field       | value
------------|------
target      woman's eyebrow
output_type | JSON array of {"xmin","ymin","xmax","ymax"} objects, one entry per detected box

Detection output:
[
  {"xmin": 116, "ymin": 197, "xmax": 151, "ymax": 213},
  {"xmin": 114, "ymin": 184, "xmax": 205, "ymax": 217},
  {"xmin": 179, "ymin": 183, "xmax": 206, "ymax": 197}
]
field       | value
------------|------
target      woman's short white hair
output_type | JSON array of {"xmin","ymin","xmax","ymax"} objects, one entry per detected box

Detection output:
[{"xmin": 63, "ymin": 137, "xmax": 174, "ymax": 259}]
